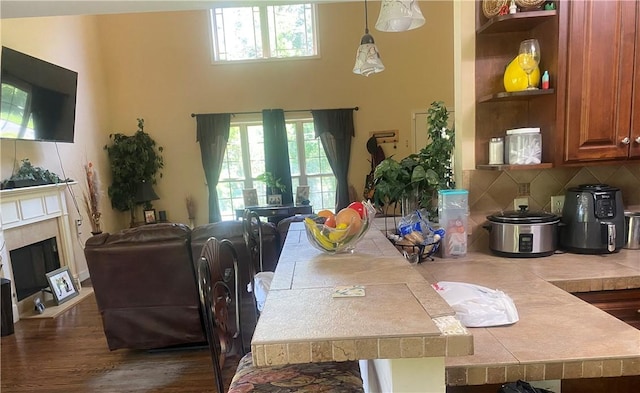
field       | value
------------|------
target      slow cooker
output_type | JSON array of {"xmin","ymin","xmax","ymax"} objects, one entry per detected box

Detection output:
[{"xmin": 484, "ymin": 207, "xmax": 560, "ymax": 257}]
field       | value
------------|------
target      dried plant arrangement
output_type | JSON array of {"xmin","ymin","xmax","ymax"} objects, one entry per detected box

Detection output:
[
  {"xmin": 83, "ymin": 162, "xmax": 102, "ymax": 234},
  {"xmin": 186, "ymin": 195, "xmax": 196, "ymax": 219},
  {"xmin": 186, "ymin": 195, "xmax": 196, "ymax": 228}
]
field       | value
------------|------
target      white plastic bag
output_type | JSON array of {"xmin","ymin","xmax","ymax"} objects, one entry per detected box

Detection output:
[
  {"xmin": 247, "ymin": 271, "xmax": 273, "ymax": 312},
  {"xmin": 431, "ymin": 281, "xmax": 519, "ymax": 327}
]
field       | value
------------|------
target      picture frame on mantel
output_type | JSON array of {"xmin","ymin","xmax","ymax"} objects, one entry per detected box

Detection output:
[{"xmin": 45, "ymin": 267, "xmax": 79, "ymax": 305}]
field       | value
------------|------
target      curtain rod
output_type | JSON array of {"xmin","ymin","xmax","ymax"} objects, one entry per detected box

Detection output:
[{"xmin": 190, "ymin": 106, "xmax": 359, "ymax": 117}]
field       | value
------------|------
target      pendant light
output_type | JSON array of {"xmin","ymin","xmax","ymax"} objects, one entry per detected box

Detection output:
[
  {"xmin": 375, "ymin": 0, "xmax": 425, "ymax": 32},
  {"xmin": 353, "ymin": 0, "xmax": 385, "ymax": 76}
]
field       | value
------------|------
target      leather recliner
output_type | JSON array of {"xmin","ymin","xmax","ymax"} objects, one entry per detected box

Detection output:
[{"xmin": 84, "ymin": 223, "xmax": 204, "ymax": 351}]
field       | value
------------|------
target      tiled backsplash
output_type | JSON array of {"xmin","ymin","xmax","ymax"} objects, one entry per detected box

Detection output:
[{"xmin": 462, "ymin": 164, "xmax": 640, "ymax": 252}]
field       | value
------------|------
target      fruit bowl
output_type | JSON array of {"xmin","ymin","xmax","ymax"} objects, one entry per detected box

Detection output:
[{"xmin": 303, "ymin": 201, "xmax": 376, "ymax": 254}]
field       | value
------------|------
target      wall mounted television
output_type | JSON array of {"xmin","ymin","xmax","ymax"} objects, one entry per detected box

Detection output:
[{"xmin": 1, "ymin": 46, "xmax": 78, "ymax": 143}]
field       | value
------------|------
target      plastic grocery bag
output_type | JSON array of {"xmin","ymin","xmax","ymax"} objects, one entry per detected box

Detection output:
[{"xmin": 431, "ymin": 281, "xmax": 519, "ymax": 327}]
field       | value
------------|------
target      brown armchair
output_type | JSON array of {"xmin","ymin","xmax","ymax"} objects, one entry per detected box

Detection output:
[{"xmin": 84, "ymin": 223, "xmax": 204, "ymax": 350}]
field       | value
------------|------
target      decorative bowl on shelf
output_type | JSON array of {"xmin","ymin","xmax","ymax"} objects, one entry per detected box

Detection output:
[{"xmin": 304, "ymin": 201, "xmax": 376, "ymax": 254}]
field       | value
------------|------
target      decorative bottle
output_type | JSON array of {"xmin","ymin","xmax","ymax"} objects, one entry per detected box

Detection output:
[{"xmin": 541, "ymin": 71, "xmax": 550, "ymax": 89}]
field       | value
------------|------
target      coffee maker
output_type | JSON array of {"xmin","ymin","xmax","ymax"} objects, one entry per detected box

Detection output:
[{"xmin": 560, "ymin": 184, "xmax": 625, "ymax": 254}]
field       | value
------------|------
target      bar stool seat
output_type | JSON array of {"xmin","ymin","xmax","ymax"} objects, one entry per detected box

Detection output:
[{"xmin": 196, "ymin": 237, "xmax": 364, "ymax": 393}]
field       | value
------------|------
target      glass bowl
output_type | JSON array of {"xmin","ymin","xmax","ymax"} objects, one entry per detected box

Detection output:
[{"xmin": 303, "ymin": 201, "xmax": 376, "ymax": 254}]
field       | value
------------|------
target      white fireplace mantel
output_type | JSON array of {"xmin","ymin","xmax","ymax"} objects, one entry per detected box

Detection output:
[{"xmin": 0, "ymin": 182, "xmax": 78, "ymax": 321}]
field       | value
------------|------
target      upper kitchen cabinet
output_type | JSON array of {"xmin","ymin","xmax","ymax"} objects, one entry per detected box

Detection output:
[
  {"xmin": 557, "ymin": 0, "xmax": 640, "ymax": 163},
  {"xmin": 475, "ymin": 1, "xmax": 558, "ymax": 170}
]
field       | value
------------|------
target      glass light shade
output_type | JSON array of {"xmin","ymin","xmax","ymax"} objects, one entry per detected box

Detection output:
[
  {"xmin": 375, "ymin": 0, "xmax": 425, "ymax": 32},
  {"xmin": 353, "ymin": 35, "xmax": 385, "ymax": 76}
]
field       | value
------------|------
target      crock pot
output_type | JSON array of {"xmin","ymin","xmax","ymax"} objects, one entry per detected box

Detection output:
[{"xmin": 484, "ymin": 207, "xmax": 560, "ymax": 258}]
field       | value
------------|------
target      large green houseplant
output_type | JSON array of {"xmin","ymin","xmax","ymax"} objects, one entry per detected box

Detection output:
[
  {"xmin": 104, "ymin": 118, "xmax": 164, "ymax": 226},
  {"xmin": 373, "ymin": 101, "xmax": 455, "ymax": 222}
]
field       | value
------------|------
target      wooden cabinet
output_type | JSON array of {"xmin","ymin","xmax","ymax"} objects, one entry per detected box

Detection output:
[
  {"xmin": 475, "ymin": 4, "xmax": 558, "ymax": 170},
  {"xmin": 573, "ymin": 288, "xmax": 640, "ymax": 330},
  {"xmin": 558, "ymin": 0, "xmax": 640, "ymax": 163}
]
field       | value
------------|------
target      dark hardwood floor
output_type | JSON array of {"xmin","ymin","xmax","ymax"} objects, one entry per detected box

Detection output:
[{"xmin": 1, "ymin": 292, "xmax": 238, "ymax": 392}]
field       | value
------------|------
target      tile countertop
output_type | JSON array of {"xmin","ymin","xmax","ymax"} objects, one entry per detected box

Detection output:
[
  {"xmin": 413, "ymin": 249, "xmax": 640, "ymax": 386},
  {"xmin": 251, "ymin": 223, "xmax": 474, "ymax": 369}
]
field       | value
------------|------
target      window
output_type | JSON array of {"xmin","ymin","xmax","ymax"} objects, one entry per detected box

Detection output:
[
  {"xmin": 216, "ymin": 117, "xmax": 335, "ymax": 221},
  {"xmin": 0, "ymin": 80, "xmax": 34, "ymax": 139},
  {"xmin": 210, "ymin": 3, "xmax": 318, "ymax": 62}
]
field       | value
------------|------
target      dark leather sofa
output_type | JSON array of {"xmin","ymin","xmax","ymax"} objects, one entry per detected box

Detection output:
[{"xmin": 84, "ymin": 221, "xmax": 281, "ymax": 351}]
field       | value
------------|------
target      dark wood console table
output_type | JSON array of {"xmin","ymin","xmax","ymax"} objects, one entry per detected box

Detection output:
[{"xmin": 236, "ymin": 205, "xmax": 313, "ymax": 224}]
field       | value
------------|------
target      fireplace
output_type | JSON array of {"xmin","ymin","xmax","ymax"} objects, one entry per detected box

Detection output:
[
  {"xmin": 10, "ymin": 237, "xmax": 61, "ymax": 301},
  {"xmin": 0, "ymin": 183, "xmax": 78, "ymax": 321}
]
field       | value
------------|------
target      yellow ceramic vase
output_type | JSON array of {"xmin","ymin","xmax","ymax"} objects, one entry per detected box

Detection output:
[{"xmin": 503, "ymin": 55, "xmax": 541, "ymax": 92}]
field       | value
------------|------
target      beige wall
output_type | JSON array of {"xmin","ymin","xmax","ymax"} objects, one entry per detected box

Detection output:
[
  {"xmin": 1, "ymin": 2, "xmax": 454, "ymax": 277},
  {"xmin": 1, "ymin": 15, "xmax": 113, "ymax": 280},
  {"xmin": 94, "ymin": 2, "xmax": 454, "ymax": 226}
]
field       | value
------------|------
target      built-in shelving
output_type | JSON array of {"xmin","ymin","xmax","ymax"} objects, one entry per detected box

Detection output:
[
  {"xmin": 476, "ymin": 163, "xmax": 553, "ymax": 171},
  {"xmin": 475, "ymin": 3, "xmax": 559, "ymax": 171},
  {"xmin": 477, "ymin": 10, "xmax": 557, "ymax": 35},
  {"xmin": 478, "ymin": 89, "xmax": 555, "ymax": 103}
]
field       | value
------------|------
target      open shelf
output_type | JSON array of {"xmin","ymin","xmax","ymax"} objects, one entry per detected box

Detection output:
[
  {"xmin": 477, "ymin": 10, "xmax": 557, "ymax": 34},
  {"xmin": 478, "ymin": 89, "xmax": 555, "ymax": 103},
  {"xmin": 476, "ymin": 163, "xmax": 554, "ymax": 171}
]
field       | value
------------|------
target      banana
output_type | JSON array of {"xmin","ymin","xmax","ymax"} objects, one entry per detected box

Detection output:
[{"xmin": 305, "ymin": 218, "xmax": 336, "ymax": 251}]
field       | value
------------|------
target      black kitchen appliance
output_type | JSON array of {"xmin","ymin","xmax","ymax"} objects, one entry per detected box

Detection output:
[{"xmin": 560, "ymin": 184, "xmax": 625, "ymax": 254}]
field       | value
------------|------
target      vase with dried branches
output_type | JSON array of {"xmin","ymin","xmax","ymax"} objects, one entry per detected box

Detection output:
[
  {"xmin": 186, "ymin": 195, "xmax": 196, "ymax": 228},
  {"xmin": 83, "ymin": 162, "xmax": 102, "ymax": 235}
]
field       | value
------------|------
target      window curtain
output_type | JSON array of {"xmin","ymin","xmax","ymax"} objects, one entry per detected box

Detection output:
[
  {"xmin": 196, "ymin": 113, "xmax": 231, "ymax": 223},
  {"xmin": 262, "ymin": 109, "xmax": 293, "ymax": 205},
  {"xmin": 311, "ymin": 109, "xmax": 355, "ymax": 211}
]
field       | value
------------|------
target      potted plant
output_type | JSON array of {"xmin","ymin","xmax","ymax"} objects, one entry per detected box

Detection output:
[
  {"xmin": 1, "ymin": 159, "xmax": 68, "ymax": 189},
  {"xmin": 256, "ymin": 172, "xmax": 286, "ymax": 205},
  {"xmin": 373, "ymin": 101, "xmax": 455, "ymax": 223},
  {"xmin": 104, "ymin": 118, "xmax": 164, "ymax": 226}
]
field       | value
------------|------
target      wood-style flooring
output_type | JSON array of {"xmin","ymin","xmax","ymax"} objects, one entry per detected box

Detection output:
[{"xmin": 1, "ymin": 292, "xmax": 239, "ymax": 393}]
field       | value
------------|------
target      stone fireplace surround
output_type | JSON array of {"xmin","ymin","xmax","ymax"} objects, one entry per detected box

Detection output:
[{"xmin": 0, "ymin": 183, "xmax": 78, "ymax": 322}]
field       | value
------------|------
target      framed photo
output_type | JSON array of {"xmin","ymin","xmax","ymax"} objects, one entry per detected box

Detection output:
[
  {"xmin": 267, "ymin": 194, "xmax": 282, "ymax": 206},
  {"xmin": 144, "ymin": 209, "xmax": 157, "ymax": 224},
  {"xmin": 45, "ymin": 267, "xmax": 78, "ymax": 305},
  {"xmin": 296, "ymin": 185, "xmax": 310, "ymax": 205},
  {"xmin": 243, "ymin": 188, "xmax": 259, "ymax": 207}
]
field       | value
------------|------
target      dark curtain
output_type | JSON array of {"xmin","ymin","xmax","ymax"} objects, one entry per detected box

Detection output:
[
  {"xmin": 311, "ymin": 109, "xmax": 355, "ymax": 211},
  {"xmin": 262, "ymin": 109, "xmax": 293, "ymax": 205},
  {"xmin": 196, "ymin": 113, "xmax": 231, "ymax": 223}
]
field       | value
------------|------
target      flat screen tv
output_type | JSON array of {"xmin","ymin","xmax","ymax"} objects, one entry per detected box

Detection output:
[{"xmin": 1, "ymin": 46, "xmax": 78, "ymax": 143}]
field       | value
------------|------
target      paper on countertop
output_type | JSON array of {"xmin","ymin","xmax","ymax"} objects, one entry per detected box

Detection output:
[{"xmin": 332, "ymin": 285, "xmax": 365, "ymax": 298}]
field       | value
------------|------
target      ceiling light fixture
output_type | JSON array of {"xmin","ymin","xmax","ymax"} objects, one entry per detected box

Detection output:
[
  {"xmin": 375, "ymin": 0, "xmax": 425, "ymax": 32},
  {"xmin": 353, "ymin": 0, "xmax": 385, "ymax": 77}
]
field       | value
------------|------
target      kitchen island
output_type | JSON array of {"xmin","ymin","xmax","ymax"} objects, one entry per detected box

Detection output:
[
  {"xmin": 253, "ymin": 221, "xmax": 640, "ymax": 392},
  {"xmin": 251, "ymin": 222, "xmax": 473, "ymax": 393},
  {"xmin": 415, "ymin": 247, "xmax": 640, "ymax": 390}
]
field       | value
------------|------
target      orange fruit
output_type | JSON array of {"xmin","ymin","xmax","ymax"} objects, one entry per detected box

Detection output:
[
  {"xmin": 335, "ymin": 207, "xmax": 362, "ymax": 235},
  {"xmin": 317, "ymin": 209, "xmax": 335, "ymax": 218}
]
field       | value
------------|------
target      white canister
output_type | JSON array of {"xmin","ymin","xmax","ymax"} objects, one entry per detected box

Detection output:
[{"xmin": 489, "ymin": 137, "xmax": 504, "ymax": 165}]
